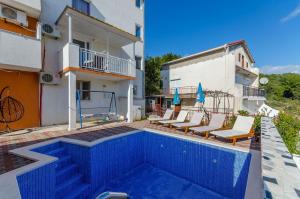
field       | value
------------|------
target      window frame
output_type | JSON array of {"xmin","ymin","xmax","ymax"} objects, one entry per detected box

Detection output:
[
  {"xmin": 135, "ymin": 24, "xmax": 142, "ymax": 39},
  {"xmin": 135, "ymin": 56, "xmax": 142, "ymax": 70},
  {"xmin": 133, "ymin": 85, "xmax": 138, "ymax": 96},
  {"xmin": 135, "ymin": 0, "xmax": 143, "ymax": 9},
  {"xmin": 76, "ymin": 80, "xmax": 91, "ymax": 100},
  {"xmin": 242, "ymin": 55, "xmax": 245, "ymax": 67},
  {"xmin": 72, "ymin": 0, "xmax": 90, "ymax": 15}
]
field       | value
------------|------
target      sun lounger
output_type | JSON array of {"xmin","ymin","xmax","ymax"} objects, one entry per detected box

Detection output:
[
  {"xmin": 209, "ymin": 115, "xmax": 255, "ymax": 145},
  {"xmin": 171, "ymin": 112, "xmax": 204, "ymax": 133},
  {"xmin": 158, "ymin": 110, "xmax": 189, "ymax": 127},
  {"xmin": 148, "ymin": 109, "xmax": 173, "ymax": 124},
  {"xmin": 190, "ymin": 113, "xmax": 226, "ymax": 136}
]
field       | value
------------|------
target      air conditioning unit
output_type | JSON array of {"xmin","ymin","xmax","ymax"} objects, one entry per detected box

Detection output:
[
  {"xmin": 40, "ymin": 72, "xmax": 61, "ymax": 85},
  {"xmin": 0, "ymin": 4, "xmax": 28, "ymax": 26},
  {"xmin": 41, "ymin": 23, "xmax": 61, "ymax": 39}
]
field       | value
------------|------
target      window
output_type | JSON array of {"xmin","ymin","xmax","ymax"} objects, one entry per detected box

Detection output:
[
  {"xmin": 135, "ymin": 25, "xmax": 141, "ymax": 38},
  {"xmin": 242, "ymin": 55, "xmax": 245, "ymax": 67},
  {"xmin": 135, "ymin": 0, "xmax": 143, "ymax": 9},
  {"xmin": 238, "ymin": 53, "xmax": 241, "ymax": 62},
  {"xmin": 135, "ymin": 56, "xmax": 142, "ymax": 70},
  {"xmin": 76, "ymin": 81, "xmax": 91, "ymax": 100},
  {"xmin": 246, "ymin": 62, "xmax": 249, "ymax": 68},
  {"xmin": 72, "ymin": 0, "xmax": 90, "ymax": 15},
  {"xmin": 133, "ymin": 85, "xmax": 138, "ymax": 96}
]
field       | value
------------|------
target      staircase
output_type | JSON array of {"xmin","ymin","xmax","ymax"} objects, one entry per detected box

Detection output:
[{"xmin": 42, "ymin": 145, "xmax": 91, "ymax": 199}]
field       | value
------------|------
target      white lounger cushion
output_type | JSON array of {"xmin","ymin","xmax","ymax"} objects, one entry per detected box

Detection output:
[
  {"xmin": 210, "ymin": 115, "xmax": 254, "ymax": 138},
  {"xmin": 208, "ymin": 113, "xmax": 226, "ymax": 128},
  {"xmin": 159, "ymin": 110, "xmax": 188, "ymax": 124},
  {"xmin": 190, "ymin": 113, "xmax": 226, "ymax": 133},
  {"xmin": 190, "ymin": 125, "xmax": 220, "ymax": 133},
  {"xmin": 210, "ymin": 130, "xmax": 247, "ymax": 138},
  {"xmin": 232, "ymin": 116, "xmax": 254, "ymax": 132},
  {"xmin": 148, "ymin": 109, "xmax": 173, "ymax": 121},
  {"xmin": 172, "ymin": 112, "xmax": 203, "ymax": 128}
]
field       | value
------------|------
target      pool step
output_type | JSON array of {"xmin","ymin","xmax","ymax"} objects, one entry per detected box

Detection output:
[
  {"xmin": 56, "ymin": 155, "xmax": 72, "ymax": 169},
  {"xmin": 38, "ymin": 144, "xmax": 90, "ymax": 199},
  {"xmin": 49, "ymin": 146, "xmax": 91, "ymax": 199},
  {"xmin": 56, "ymin": 173, "xmax": 83, "ymax": 194},
  {"xmin": 45, "ymin": 147, "xmax": 66, "ymax": 158},
  {"xmin": 56, "ymin": 164, "xmax": 78, "ymax": 182},
  {"xmin": 63, "ymin": 183, "xmax": 90, "ymax": 199}
]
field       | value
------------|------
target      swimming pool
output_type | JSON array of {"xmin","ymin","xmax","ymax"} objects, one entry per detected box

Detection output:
[{"xmin": 17, "ymin": 131, "xmax": 251, "ymax": 199}]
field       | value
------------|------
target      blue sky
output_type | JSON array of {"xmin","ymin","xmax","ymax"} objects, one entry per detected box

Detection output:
[{"xmin": 145, "ymin": 0, "xmax": 300, "ymax": 74}]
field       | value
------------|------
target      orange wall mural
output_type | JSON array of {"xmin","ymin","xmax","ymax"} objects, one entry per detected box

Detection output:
[
  {"xmin": 0, "ymin": 70, "xmax": 40, "ymax": 131},
  {"xmin": 0, "ymin": 16, "xmax": 37, "ymax": 37}
]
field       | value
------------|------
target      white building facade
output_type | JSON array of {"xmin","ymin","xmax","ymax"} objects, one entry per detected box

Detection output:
[
  {"xmin": 161, "ymin": 40, "xmax": 265, "ymax": 114},
  {"xmin": 40, "ymin": 0, "xmax": 145, "ymax": 130}
]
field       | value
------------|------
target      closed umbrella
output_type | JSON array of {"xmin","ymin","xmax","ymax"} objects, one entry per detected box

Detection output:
[
  {"xmin": 196, "ymin": 83, "xmax": 205, "ymax": 104},
  {"xmin": 173, "ymin": 88, "xmax": 181, "ymax": 105},
  {"xmin": 196, "ymin": 83, "xmax": 205, "ymax": 112}
]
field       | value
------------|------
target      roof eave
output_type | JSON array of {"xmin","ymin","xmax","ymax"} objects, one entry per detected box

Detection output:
[{"xmin": 55, "ymin": 6, "xmax": 140, "ymax": 43}]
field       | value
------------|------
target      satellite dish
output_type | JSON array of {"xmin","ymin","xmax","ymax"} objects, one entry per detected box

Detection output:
[{"xmin": 259, "ymin": 77, "xmax": 269, "ymax": 85}]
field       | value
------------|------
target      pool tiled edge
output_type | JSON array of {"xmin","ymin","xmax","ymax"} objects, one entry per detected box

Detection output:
[
  {"xmin": 261, "ymin": 117, "xmax": 300, "ymax": 199},
  {"xmin": 0, "ymin": 128, "xmax": 261, "ymax": 199}
]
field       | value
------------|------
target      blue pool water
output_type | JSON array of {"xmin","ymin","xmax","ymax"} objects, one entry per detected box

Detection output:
[{"xmin": 17, "ymin": 131, "xmax": 251, "ymax": 199}]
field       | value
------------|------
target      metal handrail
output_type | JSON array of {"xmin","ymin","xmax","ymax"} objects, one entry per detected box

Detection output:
[
  {"xmin": 243, "ymin": 85, "xmax": 265, "ymax": 97},
  {"xmin": 79, "ymin": 48, "xmax": 135, "ymax": 77}
]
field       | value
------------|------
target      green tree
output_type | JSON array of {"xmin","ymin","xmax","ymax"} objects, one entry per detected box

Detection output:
[{"xmin": 145, "ymin": 53, "xmax": 181, "ymax": 96}]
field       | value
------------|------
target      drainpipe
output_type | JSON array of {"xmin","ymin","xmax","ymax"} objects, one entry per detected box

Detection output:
[{"xmin": 39, "ymin": 26, "xmax": 46, "ymax": 127}]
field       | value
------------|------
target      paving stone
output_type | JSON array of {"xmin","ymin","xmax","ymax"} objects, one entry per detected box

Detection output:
[{"xmin": 261, "ymin": 117, "xmax": 300, "ymax": 199}]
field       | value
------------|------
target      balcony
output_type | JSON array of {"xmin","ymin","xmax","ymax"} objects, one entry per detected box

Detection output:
[
  {"xmin": 57, "ymin": 7, "xmax": 139, "ymax": 80},
  {"xmin": 0, "ymin": 30, "xmax": 41, "ymax": 71},
  {"xmin": 236, "ymin": 65, "xmax": 259, "ymax": 77},
  {"xmin": 162, "ymin": 86, "xmax": 197, "ymax": 98},
  {"xmin": 60, "ymin": 43, "xmax": 136, "ymax": 79},
  {"xmin": 242, "ymin": 85, "xmax": 266, "ymax": 100},
  {"xmin": 169, "ymin": 86, "xmax": 197, "ymax": 95},
  {"xmin": 3, "ymin": 0, "xmax": 41, "ymax": 17}
]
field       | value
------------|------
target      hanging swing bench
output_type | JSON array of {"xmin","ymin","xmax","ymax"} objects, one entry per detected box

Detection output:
[{"xmin": 76, "ymin": 90, "xmax": 118, "ymax": 128}]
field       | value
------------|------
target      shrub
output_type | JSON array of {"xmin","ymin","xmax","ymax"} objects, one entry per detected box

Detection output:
[
  {"xmin": 275, "ymin": 112, "xmax": 300, "ymax": 154},
  {"xmin": 253, "ymin": 115, "xmax": 262, "ymax": 136},
  {"xmin": 227, "ymin": 115, "xmax": 237, "ymax": 128},
  {"xmin": 238, "ymin": 110, "xmax": 249, "ymax": 116}
]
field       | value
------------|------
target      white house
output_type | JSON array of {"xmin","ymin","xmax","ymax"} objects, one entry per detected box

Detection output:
[
  {"xmin": 161, "ymin": 40, "xmax": 265, "ymax": 114},
  {"xmin": 0, "ymin": 0, "xmax": 145, "ymax": 131},
  {"xmin": 40, "ymin": 0, "xmax": 145, "ymax": 130}
]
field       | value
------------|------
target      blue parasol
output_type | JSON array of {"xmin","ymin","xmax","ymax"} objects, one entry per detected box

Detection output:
[
  {"xmin": 173, "ymin": 88, "xmax": 181, "ymax": 105},
  {"xmin": 196, "ymin": 83, "xmax": 205, "ymax": 104}
]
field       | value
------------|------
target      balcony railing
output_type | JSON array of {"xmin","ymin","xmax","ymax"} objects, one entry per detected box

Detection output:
[
  {"xmin": 79, "ymin": 48, "xmax": 135, "ymax": 77},
  {"xmin": 169, "ymin": 86, "xmax": 197, "ymax": 95},
  {"xmin": 0, "ymin": 30, "xmax": 41, "ymax": 71},
  {"xmin": 243, "ymin": 86, "xmax": 265, "ymax": 97}
]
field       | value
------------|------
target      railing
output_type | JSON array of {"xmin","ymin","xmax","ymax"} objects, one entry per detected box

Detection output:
[
  {"xmin": 169, "ymin": 86, "xmax": 197, "ymax": 95},
  {"xmin": 79, "ymin": 48, "xmax": 136, "ymax": 77},
  {"xmin": 243, "ymin": 85, "xmax": 265, "ymax": 97}
]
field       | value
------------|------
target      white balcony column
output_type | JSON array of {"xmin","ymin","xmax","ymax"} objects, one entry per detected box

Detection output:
[
  {"xmin": 67, "ymin": 14, "xmax": 73, "ymax": 43},
  {"xmin": 131, "ymin": 42, "xmax": 136, "ymax": 75},
  {"xmin": 66, "ymin": 71, "xmax": 77, "ymax": 131},
  {"xmin": 36, "ymin": 22, "xmax": 42, "ymax": 40},
  {"xmin": 127, "ymin": 80, "xmax": 134, "ymax": 123},
  {"xmin": 106, "ymin": 32, "xmax": 110, "ymax": 68}
]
